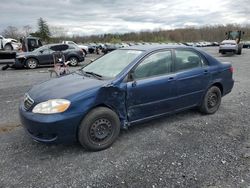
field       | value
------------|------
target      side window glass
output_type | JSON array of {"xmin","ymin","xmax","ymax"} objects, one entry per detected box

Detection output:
[
  {"xmin": 175, "ymin": 50, "xmax": 202, "ymax": 71},
  {"xmin": 134, "ymin": 51, "xmax": 172, "ymax": 79},
  {"xmin": 28, "ymin": 39, "xmax": 36, "ymax": 47},
  {"xmin": 42, "ymin": 49, "xmax": 50, "ymax": 54}
]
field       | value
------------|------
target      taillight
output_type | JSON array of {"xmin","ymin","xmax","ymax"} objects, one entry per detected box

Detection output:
[{"xmin": 229, "ymin": 66, "xmax": 234, "ymax": 73}]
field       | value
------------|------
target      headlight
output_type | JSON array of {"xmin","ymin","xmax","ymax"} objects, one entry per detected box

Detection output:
[{"xmin": 32, "ymin": 99, "xmax": 70, "ymax": 114}]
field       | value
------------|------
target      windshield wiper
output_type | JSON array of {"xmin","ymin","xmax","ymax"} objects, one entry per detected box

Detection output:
[
  {"xmin": 74, "ymin": 69, "xmax": 86, "ymax": 77},
  {"xmin": 84, "ymin": 71, "xmax": 103, "ymax": 79}
]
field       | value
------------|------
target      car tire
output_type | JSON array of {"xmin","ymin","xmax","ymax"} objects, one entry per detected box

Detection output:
[
  {"xmin": 78, "ymin": 107, "xmax": 120, "ymax": 151},
  {"xmin": 4, "ymin": 44, "xmax": 13, "ymax": 51},
  {"xmin": 26, "ymin": 58, "xmax": 38, "ymax": 69},
  {"xmin": 237, "ymin": 48, "xmax": 242, "ymax": 55},
  {"xmin": 199, "ymin": 86, "xmax": 222, "ymax": 114},
  {"xmin": 69, "ymin": 57, "xmax": 79, "ymax": 66}
]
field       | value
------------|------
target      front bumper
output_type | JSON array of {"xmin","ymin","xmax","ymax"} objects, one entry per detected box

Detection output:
[{"xmin": 19, "ymin": 105, "xmax": 83, "ymax": 144}]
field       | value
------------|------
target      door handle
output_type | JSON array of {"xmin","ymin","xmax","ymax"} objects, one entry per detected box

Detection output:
[
  {"xmin": 168, "ymin": 77, "xmax": 175, "ymax": 81},
  {"xmin": 204, "ymin": 70, "xmax": 208, "ymax": 74},
  {"xmin": 131, "ymin": 81, "xmax": 137, "ymax": 87}
]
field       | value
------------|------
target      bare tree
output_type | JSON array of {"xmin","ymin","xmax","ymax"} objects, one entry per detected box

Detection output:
[
  {"xmin": 22, "ymin": 25, "xmax": 32, "ymax": 36},
  {"xmin": 2, "ymin": 26, "xmax": 21, "ymax": 39},
  {"xmin": 50, "ymin": 25, "xmax": 68, "ymax": 38}
]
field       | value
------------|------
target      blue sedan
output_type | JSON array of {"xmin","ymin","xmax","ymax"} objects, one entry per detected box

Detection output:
[{"xmin": 19, "ymin": 45, "xmax": 234, "ymax": 151}]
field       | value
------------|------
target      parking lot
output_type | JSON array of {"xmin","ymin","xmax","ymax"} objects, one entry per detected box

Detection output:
[{"xmin": 0, "ymin": 47, "xmax": 250, "ymax": 187}]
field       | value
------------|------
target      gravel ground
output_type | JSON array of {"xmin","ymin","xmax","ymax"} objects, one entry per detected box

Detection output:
[{"xmin": 0, "ymin": 48, "xmax": 250, "ymax": 187}]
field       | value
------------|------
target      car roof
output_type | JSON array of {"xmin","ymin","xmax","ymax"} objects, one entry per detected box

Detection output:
[
  {"xmin": 26, "ymin": 36, "xmax": 40, "ymax": 39},
  {"xmin": 121, "ymin": 45, "xmax": 210, "ymax": 58},
  {"xmin": 122, "ymin": 44, "xmax": 191, "ymax": 52}
]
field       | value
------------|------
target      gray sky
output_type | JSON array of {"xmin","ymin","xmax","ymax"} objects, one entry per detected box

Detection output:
[{"xmin": 1, "ymin": 0, "xmax": 249, "ymax": 36}]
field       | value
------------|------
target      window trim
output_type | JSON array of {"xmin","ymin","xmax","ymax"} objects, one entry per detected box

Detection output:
[{"xmin": 128, "ymin": 49, "xmax": 174, "ymax": 81}]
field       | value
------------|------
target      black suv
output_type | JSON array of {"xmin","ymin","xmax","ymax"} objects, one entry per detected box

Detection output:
[{"xmin": 16, "ymin": 44, "xmax": 85, "ymax": 69}]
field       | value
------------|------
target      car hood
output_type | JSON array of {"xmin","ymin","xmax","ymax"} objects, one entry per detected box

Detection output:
[
  {"xmin": 28, "ymin": 73, "xmax": 110, "ymax": 102},
  {"xmin": 16, "ymin": 51, "xmax": 35, "ymax": 57},
  {"xmin": 78, "ymin": 44, "xmax": 88, "ymax": 49}
]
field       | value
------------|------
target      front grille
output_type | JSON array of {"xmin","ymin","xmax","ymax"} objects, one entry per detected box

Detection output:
[{"xmin": 23, "ymin": 94, "xmax": 34, "ymax": 111}]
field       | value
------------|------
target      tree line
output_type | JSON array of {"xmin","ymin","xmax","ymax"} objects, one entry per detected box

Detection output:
[{"xmin": 1, "ymin": 18, "xmax": 250, "ymax": 43}]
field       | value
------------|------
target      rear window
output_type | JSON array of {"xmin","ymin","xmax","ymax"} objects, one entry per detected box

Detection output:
[
  {"xmin": 50, "ymin": 44, "xmax": 69, "ymax": 51},
  {"xmin": 175, "ymin": 50, "xmax": 203, "ymax": 71}
]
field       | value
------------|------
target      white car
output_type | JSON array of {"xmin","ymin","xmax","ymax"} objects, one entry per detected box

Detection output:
[
  {"xmin": 62, "ymin": 41, "xmax": 88, "ymax": 56},
  {"xmin": 0, "ymin": 35, "xmax": 21, "ymax": 51},
  {"xmin": 219, "ymin": 40, "xmax": 243, "ymax": 55}
]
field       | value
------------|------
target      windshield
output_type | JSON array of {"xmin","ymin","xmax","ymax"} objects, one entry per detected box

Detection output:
[
  {"xmin": 83, "ymin": 49, "xmax": 143, "ymax": 78},
  {"xmin": 228, "ymin": 31, "xmax": 240, "ymax": 40}
]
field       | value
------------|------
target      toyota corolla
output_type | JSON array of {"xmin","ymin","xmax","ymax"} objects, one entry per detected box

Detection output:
[{"xmin": 19, "ymin": 45, "xmax": 234, "ymax": 151}]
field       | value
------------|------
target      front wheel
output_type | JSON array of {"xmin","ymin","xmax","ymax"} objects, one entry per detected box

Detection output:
[
  {"xmin": 4, "ymin": 44, "xmax": 13, "ymax": 51},
  {"xmin": 26, "ymin": 58, "xmax": 38, "ymax": 69},
  {"xmin": 199, "ymin": 86, "xmax": 221, "ymax": 114},
  {"xmin": 78, "ymin": 107, "xmax": 120, "ymax": 151}
]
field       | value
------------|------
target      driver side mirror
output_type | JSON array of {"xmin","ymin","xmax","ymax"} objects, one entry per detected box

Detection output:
[{"xmin": 39, "ymin": 50, "xmax": 43, "ymax": 54}]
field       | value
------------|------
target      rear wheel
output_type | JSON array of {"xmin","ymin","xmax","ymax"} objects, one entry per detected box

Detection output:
[
  {"xmin": 199, "ymin": 86, "xmax": 221, "ymax": 114},
  {"xmin": 78, "ymin": 107, "xmax": 120, "ymax": 151},
  {"xmin": 69, "ymin": 57, "xmax": 79, "ymax": 66},
  {"xmin": 26, "ymin": 58, "xmax": 38, "ymax": 69}
]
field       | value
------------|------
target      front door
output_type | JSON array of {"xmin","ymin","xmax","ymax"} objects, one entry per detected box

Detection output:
[
  {"xmin": 126, "ymin": 50, "xmax": 177, "ymax": 122},
  {"xmin": 37, "ymin": 48, "xmax": 53, "ymax": 64}
]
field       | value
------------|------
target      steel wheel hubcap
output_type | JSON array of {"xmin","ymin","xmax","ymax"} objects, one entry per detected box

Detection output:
[
  {"xmin": 89, "ymin": 118, "xmax": 113, "ymax": 143},
  {"xmin": 208, "ymin": 92, "xmax": 218, "ymax": 108}
]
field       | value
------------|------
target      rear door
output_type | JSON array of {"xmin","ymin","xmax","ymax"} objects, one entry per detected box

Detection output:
[
  {"xmin": 126, "ymin": 50, "xmax": 177, "ymax": 122},
  {"xmin": 174, "ymin": 49, "xmax": 210, "ymax": 110}
]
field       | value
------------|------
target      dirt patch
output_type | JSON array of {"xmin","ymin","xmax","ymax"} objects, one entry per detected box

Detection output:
[{"xmin": 0, "ymin": 124, "xmax": 21, "ymax": 133}]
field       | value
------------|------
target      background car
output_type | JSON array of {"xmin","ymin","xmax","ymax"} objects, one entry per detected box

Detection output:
[
  {"xmin": 243, "ymin": 41, "xmax": 250, "ymax": 48},
  {"xmin": 0, "ymin": 35, "xmax": 21, "ymax": 51},
  {"xmin": 86, "ymin": 43, "xmax": 97, "ymax": 53},
  {"xmin": 102, "ymin": 43, "xmax": 123, "ymax": 54},
  {"xmin": 62, "ymin": 41, "xmax": 88, "ymax": 56},
  {"xmin": 16, "ymin": 43, "xmax": 84, "ymax": 69}
]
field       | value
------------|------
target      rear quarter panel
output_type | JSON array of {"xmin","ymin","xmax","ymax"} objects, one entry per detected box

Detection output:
[
  {"xmin": 209, "ymin": 62, "xmax": 234, "ymax": 96},
  {"xmin": 199, "ymin": 50, "xmax": 234, "ymax": 96}
]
